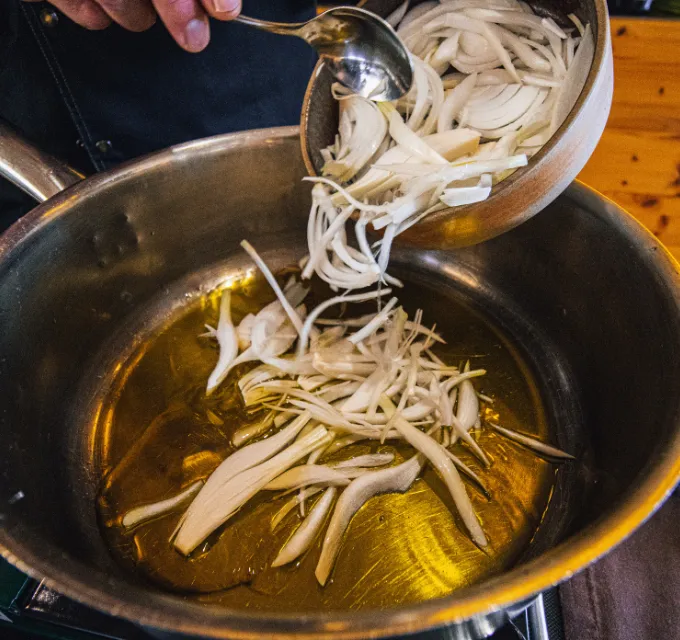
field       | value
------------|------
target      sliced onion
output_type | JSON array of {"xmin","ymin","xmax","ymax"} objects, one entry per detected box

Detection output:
[
  {"xmin": 399, "ymin": 0, "xmax": 439, "ymax": 31},
  {"xmin": 386, "ymin": 0, "xmax": 410, "ymax": 27},
  {"xmin": 380, "ymin": 104, "xmax": 448, "ymax": 165},
  {"xmin": 459, "ymin": 30, "xmax": 493, "ymax": 58},
  {"xmin": 456, "ymin": 366, "xmax": 480, "ymax": 430},
  {"xmin": 417, "ymin": 61, "xmax": 447, "ymax": 135},
  {"xmin": 440, "ymin": 173, "xmax": 492, "ymax": 206},
  {"xmin": 550, "ymin": 24, "xmax": 594, "ymax": 135},
  {"xmin": 467, "ymin": 83, "xmax": 507, "ymax": 107},
  {"xmin": 405, "ymin": 57, "xmax": 431, "ymax": 132},
  {"xmin": 322, "ymin": 96, "xmax": 387, "ymax": 182},
  {"xmin": 297, "ymin": 288, "xmax": 393, "ymax": 357},
  {"xmin": 463, "ymin": 8, "xmax": 565, "ymax": 40},
  {"xmin": 348, "ymin": 298, "xmax": 399, "ymax": 345},
  {"xmin": 174, "ymin": 425, "xmax": 330, "ymax": 555},
  {"xmin": 271, "ymin": 486, "xmax": 322, "ymax": 531},
  {"xmin": 330, "ymin": 453, "xmax": 394, "ymax": 469},
  {"xmin": 488, "ymin": 422, "xmax": 574, "ymax": 459},
  {"xmin": 236, "ymin": 313, "xmax": 255, "ymax": 351},
  {"xmin": 232, "ymin": 410, "xmax": 276, "ymax": 448},
  {"xmin": 380, "ymin": 396, "xmax": 487, "ymax": 546},
  {"xmin": 568, "ymin": 13, "xmax": 586, "ymax": 37},
  {"xmin": 206, "ymin": 290, "xmax": 239, "ymax": 394},
  {"xmin": 241, "ymin": 241, "xmax": 304, "ymax": 336},
  {"xmin": 437, "ymin": 72, "xmax": 478, "ymax": 132},
  {"xmin": 465, "ymin": 85, "xmax": 540, "ymax": 130},
  {"xmin": 431, "ymin": 31, "xmax": 461, "ymax": 70},
  {"xmin": 272, "ymin": 487, "xmax": 337, "ymax": 567},
  {"xmin": 122, "ymin": 481, "xmax": 203, "ymax": 530},
  {"xmin": 494, "ymin": 23, "xmax": 551, "ymax": 72},
  {"xmin": 173, "ymin": 412, "xmax": 312, "ymax": 542},
  {"xmin": 265, "ymin": 464, "xmax": 356, "ymax": 491},
  {"xmin": 475, "ymin": 88, "xmax": 548, "ymax": 139},
  {"xmin": 315, "ymin": 453, "xmax": 423, "ymax": 585}
]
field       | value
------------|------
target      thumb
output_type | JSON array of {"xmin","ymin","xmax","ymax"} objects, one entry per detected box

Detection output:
[{"xmin": 201, "ymin": 0, "xmax": 241, "ymax": 21}]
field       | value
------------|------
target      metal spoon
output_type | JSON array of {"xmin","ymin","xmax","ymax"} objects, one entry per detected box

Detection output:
[{"xmin": 236, "ymin": 7, "xmax": 413, "ymax": 102}]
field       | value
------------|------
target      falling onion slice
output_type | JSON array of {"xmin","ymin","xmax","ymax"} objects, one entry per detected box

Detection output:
[{"xmin": 303, "ymin": 1, "xmax": 592, "ymax": 291}]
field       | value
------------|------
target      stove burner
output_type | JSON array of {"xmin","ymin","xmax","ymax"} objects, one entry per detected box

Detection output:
[{"xmin": 0, "ymin": 558, "xmax": 564, "ymax": 640}]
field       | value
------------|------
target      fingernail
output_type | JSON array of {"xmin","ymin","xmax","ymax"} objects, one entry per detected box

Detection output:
[
  {"xmin": 184, "ymin": 18, "xmax": 209, "ymax": 52},
  {"xmin": 82, "ymin": 5, "xmax": 113, "ymax": 30},
  {"xmin": 212, "ymin": 0, "xmax": 240, "ymax": 14}
]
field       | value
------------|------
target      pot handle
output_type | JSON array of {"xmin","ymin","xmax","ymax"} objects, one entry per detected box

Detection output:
[{"xmin": 0, "ymin": 120, "xmax": 84, "ymax": 203}]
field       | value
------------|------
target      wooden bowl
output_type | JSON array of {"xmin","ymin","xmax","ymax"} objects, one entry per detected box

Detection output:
[{"xmin": 301, "ymin": 0, "xmax": 614, "ymax": 249}]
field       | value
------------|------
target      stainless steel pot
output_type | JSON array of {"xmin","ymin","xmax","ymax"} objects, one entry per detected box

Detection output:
[{"xmin": 0, "ymin": 124, "xmax": 679, "ymax": 640}]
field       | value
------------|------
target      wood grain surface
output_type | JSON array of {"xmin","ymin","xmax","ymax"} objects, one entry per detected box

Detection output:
[{"xmin": 577, "ymin": 17, "xmax": 680, "ymax": 260}]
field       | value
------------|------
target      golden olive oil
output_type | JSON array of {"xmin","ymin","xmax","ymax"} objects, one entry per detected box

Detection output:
[{"xmin": 97, "ymin": 273, "xmax": 556, "ymax": 612}]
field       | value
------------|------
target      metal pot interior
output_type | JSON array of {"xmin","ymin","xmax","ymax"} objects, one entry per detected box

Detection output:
[{"xmin": 0, "ymin": 128, "xmax": 679, "ymax": 639}]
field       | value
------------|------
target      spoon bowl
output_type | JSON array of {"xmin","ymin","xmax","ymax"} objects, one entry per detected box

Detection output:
[{"xmin": 237, "ymin": 7, "xmax": 413, "ymax": 102}]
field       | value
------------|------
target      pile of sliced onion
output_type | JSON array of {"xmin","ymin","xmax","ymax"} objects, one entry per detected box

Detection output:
[
  {"xmin": 305, "ymin": 1, "xmax": 593, "ymax": 290},
  {"xmin": 122, "ymin": 241, "xmax": 573, "ymax": 585}
]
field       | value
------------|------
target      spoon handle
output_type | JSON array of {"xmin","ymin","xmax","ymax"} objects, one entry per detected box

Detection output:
[{"xmin": 235, "ymin": 15, "xmax": 304, "ymax": 37}]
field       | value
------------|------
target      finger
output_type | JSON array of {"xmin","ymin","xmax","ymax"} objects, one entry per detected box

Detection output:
[
  {"xmin": 94, "ymin": 0, "xmax": 157, "ymax": 32},
  {"xmin": 199, "ymin": 0, "xmax": 240, "ymax": 21},
  {"xmin": 152, "ymin": 0, "xmax": 210, "ymax": 53},
  {"xmin": 22, "ymin": 0, "xmax": 112, "ymax": 30}
]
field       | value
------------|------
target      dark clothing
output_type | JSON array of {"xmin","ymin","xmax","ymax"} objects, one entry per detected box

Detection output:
[
  {"xmin": 560, "ymin": 492, "xmax": 680, "ymax": 640},
  {"xmin": 0, "ymin": 0, "xmax": 316, "ymax": 230}
]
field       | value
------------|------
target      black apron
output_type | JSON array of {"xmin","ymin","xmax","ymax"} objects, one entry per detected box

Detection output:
[{"xmin": 0, "ymin": 0, "xmax": 317, "ymax": 231}]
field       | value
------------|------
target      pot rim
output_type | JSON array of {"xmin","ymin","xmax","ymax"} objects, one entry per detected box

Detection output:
[{"xmin": 1, "ymin": 127, "xmax": 679, "ymax": 639}]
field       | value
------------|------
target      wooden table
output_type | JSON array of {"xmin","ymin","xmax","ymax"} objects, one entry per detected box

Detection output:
[{"xmin": 577, "ymin": 17, "xmax": 680, "ymax": 260}]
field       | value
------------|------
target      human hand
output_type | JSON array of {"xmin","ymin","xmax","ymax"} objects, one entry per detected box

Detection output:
[{"xmin": 22, "ymin": 0, "xmax": 242, "ymax": 52}]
